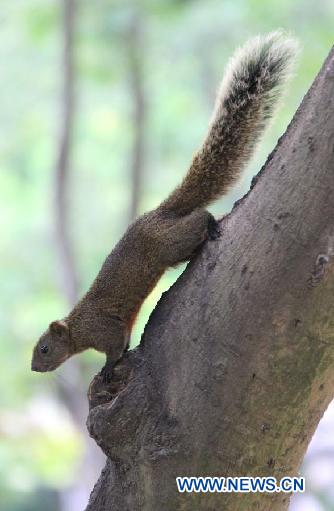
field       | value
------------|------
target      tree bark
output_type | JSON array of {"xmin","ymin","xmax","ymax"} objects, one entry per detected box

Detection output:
[{"xmin": 85, "ymin": 47, "xmax": 334, "ymax": 510}]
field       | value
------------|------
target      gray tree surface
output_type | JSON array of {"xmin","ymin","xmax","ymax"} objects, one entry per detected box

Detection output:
[{"xmin": 85, "ymin": 46, "xmax": 334, "ymax": 511}]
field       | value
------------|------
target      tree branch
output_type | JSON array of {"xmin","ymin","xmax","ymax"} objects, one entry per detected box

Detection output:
[{"xmin": 85, "ymin": 46, "xmax": 334, "ymax": 511}]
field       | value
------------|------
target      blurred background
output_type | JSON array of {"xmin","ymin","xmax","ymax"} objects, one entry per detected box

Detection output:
[{"xmin": 0, "ymin": 0, "xmax": 333, "ymax": 510}]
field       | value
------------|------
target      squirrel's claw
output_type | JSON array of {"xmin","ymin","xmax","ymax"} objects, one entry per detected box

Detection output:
[{"xmin": 207, "ymin": 215, "xmax": 221, "ymax": 240}]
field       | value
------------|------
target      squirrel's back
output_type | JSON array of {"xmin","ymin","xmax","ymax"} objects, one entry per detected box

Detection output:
[{"xmin": 160, "ymin": 31, "xmax": 298, "ymax": 216}]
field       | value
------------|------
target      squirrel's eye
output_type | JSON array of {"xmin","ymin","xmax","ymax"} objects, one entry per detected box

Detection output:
[{"xmin": 40, "ymin": 345, "xmax": 49, "ymax": 354}]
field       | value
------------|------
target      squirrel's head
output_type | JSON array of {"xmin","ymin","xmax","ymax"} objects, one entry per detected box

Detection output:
[{"xmin": 31, "ymin": 320, "xmax": 72, "ymax": 372}]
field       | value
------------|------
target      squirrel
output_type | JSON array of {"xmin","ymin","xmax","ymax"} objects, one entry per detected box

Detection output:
[{"xmin": 31, "ymin": 32, "xmax": 297, "ymax": 379}]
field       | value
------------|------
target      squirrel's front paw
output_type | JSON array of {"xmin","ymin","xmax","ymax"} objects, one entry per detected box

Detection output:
[{"xmin": 101, "ymin": 361, "xmax": 113, "ymax": 384}]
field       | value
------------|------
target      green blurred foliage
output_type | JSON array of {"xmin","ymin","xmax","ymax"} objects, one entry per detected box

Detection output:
[{"xmin": 0, "ymin": 0, "xmax": 333, "ymax": 509}]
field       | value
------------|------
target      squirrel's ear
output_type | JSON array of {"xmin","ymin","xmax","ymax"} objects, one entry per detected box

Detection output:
[{"xmin": 50, "ymin": 320, "xmax": 69, "ymax": 338}]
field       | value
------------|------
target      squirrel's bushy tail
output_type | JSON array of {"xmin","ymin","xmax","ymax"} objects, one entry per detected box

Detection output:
[{"xmin": 160, "ymin": 31, "xmax": 298, "ymax": 216}]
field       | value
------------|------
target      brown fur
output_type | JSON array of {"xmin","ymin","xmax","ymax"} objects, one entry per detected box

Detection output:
[{"xmin": 31, "ymin": 32, "xmax": 297, "ymax": 375}]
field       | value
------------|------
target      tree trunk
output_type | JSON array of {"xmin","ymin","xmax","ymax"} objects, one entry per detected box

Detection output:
[{"xmin": 85, "ymin": 47, "xmax": 334, "ymax": 511}]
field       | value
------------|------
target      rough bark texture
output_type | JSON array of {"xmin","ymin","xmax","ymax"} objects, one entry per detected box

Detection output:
[{"xmin": 85, "ymin": 47, "xmax": 334, "ymax": 510}]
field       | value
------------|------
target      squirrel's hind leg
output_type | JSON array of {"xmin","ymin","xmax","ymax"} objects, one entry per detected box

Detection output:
[{"xmin": 163, "ymin": 210, "xmax": 219, "ymax": 265}]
